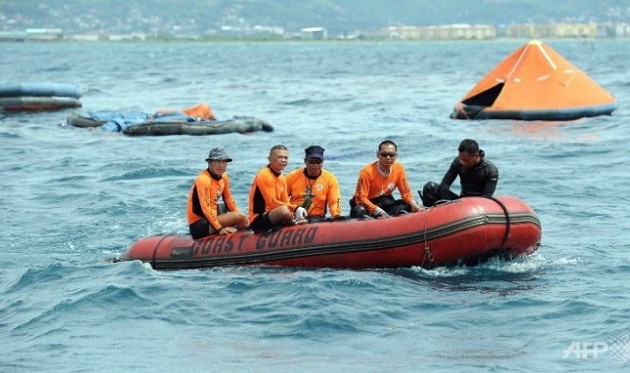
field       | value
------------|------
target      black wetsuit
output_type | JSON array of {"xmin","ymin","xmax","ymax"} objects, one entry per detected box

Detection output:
[
  {"xmin": 420, "ymin": 152, "xmax": 499, "ymax": 206},
  {"xmin": 439, "ymin": 155, "xmax": 499, "ymax": 199}
]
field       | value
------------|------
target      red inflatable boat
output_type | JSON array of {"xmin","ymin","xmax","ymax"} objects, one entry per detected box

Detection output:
[{"xmin": 120, "ymin": 196, "xmax": 541, "ymax": 270}]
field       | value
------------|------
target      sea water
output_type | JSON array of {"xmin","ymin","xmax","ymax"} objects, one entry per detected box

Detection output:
[{"xmin": 0, "ymin": 40, "xmax": 629, "ymax": 372}]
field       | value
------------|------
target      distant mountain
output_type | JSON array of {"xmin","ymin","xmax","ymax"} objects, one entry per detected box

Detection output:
[{"xmin": 1, "ymin": 0, "xmax": 629, "ymax": 35}]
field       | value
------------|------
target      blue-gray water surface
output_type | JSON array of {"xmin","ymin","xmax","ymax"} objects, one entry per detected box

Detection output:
[{"xmin": 1, "ymin": 40, "xmax": 629, "ymax": 372}]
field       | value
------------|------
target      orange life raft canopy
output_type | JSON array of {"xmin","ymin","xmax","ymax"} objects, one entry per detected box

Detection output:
[{"xmin": 451, "ymin": 40, "xmax": 618, "ymax": 121}]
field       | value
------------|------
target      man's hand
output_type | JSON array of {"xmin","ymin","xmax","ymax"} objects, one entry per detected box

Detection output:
[
  {"xmin": 294, "ymin": 207, "xmax": 308, "ymax": 223},
  {"xmin": 373, "ymin": 207, "xmax": 390, "ymax": 219},
  {"xmin": 410, "ymin": 201, "xmax": 424, "ymax": 212},
  {"xmin": 219, "ymin": 226, "xmax": 237, "ymax": 235}
]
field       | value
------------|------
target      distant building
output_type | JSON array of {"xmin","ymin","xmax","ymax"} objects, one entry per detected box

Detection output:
[
  {"xmin": 0, "ymin": 28, "xmax": 63, "ymax": 41},
  {"xmin": 300, "ymin": 27, "xmax": 327, "ymax": 40},
  {"xmin": 66, "ymin": 33, "xmax": 102, "ymax": 42},
  {"xmin": 505, "ymin": 22, "xmax": 598, "ymax": 38},
  {"xmin": 378, "ymin": 24, "xmax": 496, "ymax": 40},
  {"xmin": 600, "ymin": 22, "xmax": 630, "ymax": 37},
  {"xmin": 107, "ymin": 33, "xmax": 147, "ymax": 41},
  {"xmin": 215, "ymin": 24, "xmax": 284, "ymax": 39},
  {"xmin": 25, "ymin": 28, "xmax": 64, "ymax": 40}
]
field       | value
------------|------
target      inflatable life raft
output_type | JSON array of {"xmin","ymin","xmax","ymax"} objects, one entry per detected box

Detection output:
[
  {"xmin": 66, "ymin": 112, "xmax": 273, "ymax": 136},
  {"xmin": 0, "ymin": 82, "xmax": 82, "ymax": 111},
  {"xmin": 450, "ymin": 40, "xmax": 618, "ymax": 121},
  {"xmin": 120, "ymin": 196, "xmax": 541, "ymax": 270}
]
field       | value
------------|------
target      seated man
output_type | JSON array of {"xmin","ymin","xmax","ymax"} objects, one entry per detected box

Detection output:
[
  {"xmin": 420, "ymin": 139, "xmax": 499, "ymax": 207},
  {"xmin": 248, "ymin": 145, "xmax": 307, "ymax": 233},
  {"xmin": 286, "ymin": 145, "xmax": 342, "ymax": 222},
  {"xmin": 187, "ymin": 147, "xmax": 249, "ymax": 239},
  {"xmin": 351, "ymin": 140, "xmax": 422, "ymax": 218}
]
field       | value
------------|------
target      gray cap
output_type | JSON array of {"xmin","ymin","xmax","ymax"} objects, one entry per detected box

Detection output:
[{"xmin": 205, "ymin": 147, "xmax": 233, "ymax": 162}]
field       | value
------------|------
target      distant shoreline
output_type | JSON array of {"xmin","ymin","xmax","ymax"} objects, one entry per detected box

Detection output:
[{"xmin": 0, "ymin": 36, "xmax": 616, "ymax": 44}]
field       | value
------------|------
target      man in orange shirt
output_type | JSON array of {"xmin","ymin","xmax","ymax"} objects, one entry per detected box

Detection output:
[
  {"xmin": 248, "ymin": 145, "xmax": 307, "ymax": 233},
  {"xmin": 186, "ymin": 147, "xmax": 249, "ymax": 239},
  {"xmin": 286, "ymin": 145, "xmax": 342, "ymax": 222},
  {"xmin": 351, "ymin": 140, "xmax": 422, "ymax": 218}
]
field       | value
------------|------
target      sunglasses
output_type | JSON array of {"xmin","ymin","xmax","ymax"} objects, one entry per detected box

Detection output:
[
  {"xmin": 379, "ymin": 152, "xmax": 397, "ymax": 158},
  {"xmin": 306, "ymin": 158, "xmax": 323, "ymax": 164}
]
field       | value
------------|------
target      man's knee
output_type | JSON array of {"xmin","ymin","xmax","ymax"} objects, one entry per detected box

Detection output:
[
  {"xmin": 350, "ymin": 204, "xmax": 369, "ymax": 218},
  {"xmin": 387, "ymin": 200, "xmax": 411, "ymax": 216},
  {"xmin": 270, "ymin": 205, "xmax": 293, "ymax": 225}
]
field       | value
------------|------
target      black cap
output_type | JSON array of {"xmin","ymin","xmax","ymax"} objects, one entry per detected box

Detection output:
[{"xmin": 304, "ymin": 145, "xmax": 325, "ymax": 160}]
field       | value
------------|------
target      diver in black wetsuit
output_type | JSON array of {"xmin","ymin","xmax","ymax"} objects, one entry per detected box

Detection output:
[{"xmin": 420, "ymin": 139, "xmax": 499, "ymax": 207}]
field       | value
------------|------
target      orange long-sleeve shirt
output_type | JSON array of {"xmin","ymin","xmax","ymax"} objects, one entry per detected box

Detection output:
[
  {"xmin": 286, "ymin": 168, "xmax": 342, "ymax": 218},
  {"xmin": 352, "ymin": 162, "xmax": 414, "ymax": 214},
  {"xmin": 248, "ymin": 165, "xmax": 295, "ymax": 222},
  {"xmin": 186, "ymin": 169, "xmax": 238, "ymax": 231}
]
